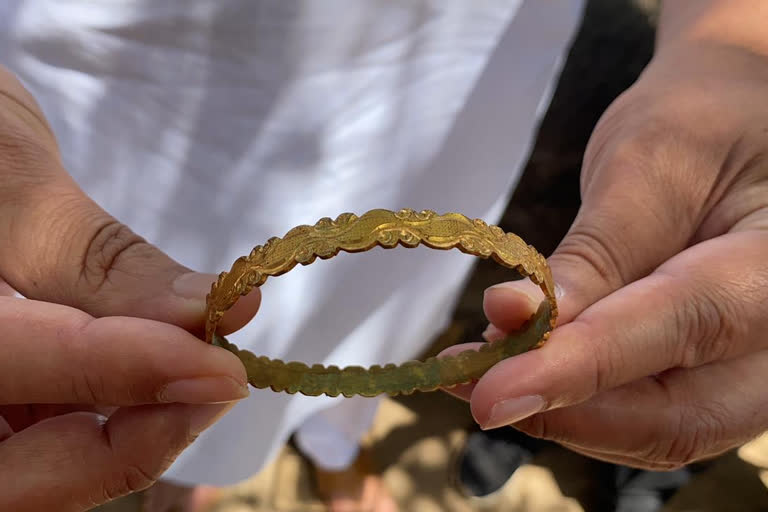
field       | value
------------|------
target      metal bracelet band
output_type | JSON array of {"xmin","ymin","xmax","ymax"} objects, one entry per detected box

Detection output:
[{"xmin": 205, "ymin": 208, "xmax": 558, "ymax": 397}]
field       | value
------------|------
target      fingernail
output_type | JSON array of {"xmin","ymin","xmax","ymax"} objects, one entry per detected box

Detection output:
[
  {"xmin": 484, "ymin": 281, "xmax": 540, "ymax": 304},
  {"xmin": 173, "ymin": 272, "xmax": 216, "ymax": 301},
  {"xmin": 482, "ymin": 324, "xmax": 505, "ymax": 342},
  {"xmin": 555, "ymin": 283, "xmax": 565, "ymax": 299},
  {"xmin": 481, "ymin": 395, "xmax": 545, "ymax": 430},
  {"xmin": 159, "ymin": 376, "xmax": 249, "ymax": 404},
  {"xmin": 189, "ymin": 402, "xmax": 237, "ymax": 435}
]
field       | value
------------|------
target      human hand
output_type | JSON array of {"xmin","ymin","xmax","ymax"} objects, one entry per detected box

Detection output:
[
  {"xmin": 442, "ymin": 41, "xmax": 768, "ymax": 470},
  {"xmin": 0, "ymin": 66, "xmax": 261, "ymax": 510}
]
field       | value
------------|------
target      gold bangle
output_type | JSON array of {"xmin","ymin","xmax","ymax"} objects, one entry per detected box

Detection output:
[{"xmin": 205, "ymin": 209, "xmax": 557, "ymax": 397}]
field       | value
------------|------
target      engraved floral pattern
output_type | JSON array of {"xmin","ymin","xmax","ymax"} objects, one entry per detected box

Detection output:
[{"xmin": 204, "ymin": 209, "xmax": 558, "ymax": 397}]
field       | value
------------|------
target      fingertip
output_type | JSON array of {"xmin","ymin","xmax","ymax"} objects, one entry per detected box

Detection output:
[
  {"xmin": 469, "ymin": 349, "xmax": 544, "ymax": 428},
  {"xmin": 173, "ymin": 271, "xmax": 261, "ymax": 335},
  {"xmin": 483, "ymin": 281, "xmax": 540, "ymax": 332},
  {"xmin": 218, "ymin": 287, "xmax": 261, "ymax": 335},
  {"xmin": 436, "ymin": 342, "xmax": 485, "ymax": 401},
  {"xmin": 482, "ymin": 324, "xmax": 506, "ymax": 342},
  {"xmin": 436, "ymin": 342, "xmax": 487, "ymax": 402},
  {"xmin": 201, "ymin": 343, "xmax": 249, "ymax": 386},
  {"xmin": 436, "ymin": 342, "xmax": 485, "ymax": 359}
]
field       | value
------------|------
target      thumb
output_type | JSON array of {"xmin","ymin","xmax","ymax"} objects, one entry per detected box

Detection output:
[
  {"xmin": 446, "ymin": 133, "xmax": 702, "ymax": 400},
  {"xmin": 0, "ymin": 73, "xmax": 258, "ymax": 333},
  {"xmin": 1, "ymin": 179, "xmax": 259, "ymax": 334},
  {"xmin": 485, "ymin": 131, "xmax": 705, "ymax": 326}
]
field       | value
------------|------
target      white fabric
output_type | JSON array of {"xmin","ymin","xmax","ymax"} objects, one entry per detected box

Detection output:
[
  {"xmin": 295, "ymin": 396, "xmax": 382, "ymax": 471},
  {"xmin": 0, "ymin": 0, "xmax": 583, "ymax": 485}
]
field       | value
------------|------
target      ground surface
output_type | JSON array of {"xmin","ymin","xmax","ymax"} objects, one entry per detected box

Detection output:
[{"xmin": 99, "ymin": 1, "xmax": 768, "ymax": 510}]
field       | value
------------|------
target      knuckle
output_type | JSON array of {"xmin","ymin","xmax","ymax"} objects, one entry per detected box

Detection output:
[
  {"xmin": 589, "ymin": 333, "xmax": 623, "ymax": 396},
  {"xmin": 123, "ymin": 463, "xmax": 161, "ymax": 492},
  {"xmin": 0, "ymin": 123, "xmax": 59, "ymax": 203},
  {"xmin": 71, "ymin": 365, "xmax": 150, "ymax": 406},
  {"xmin": 73, "ymin": 318, "xmax": 156, "ymax": 405},
  {"xmin": 646, "ymin": 400, "xmax": 728, "ymax": 467},
  {"xmin": 65, "ymin": 320, "xmax": 110, "ymax": 403},
  {"xmin": 0, "ymin": 94, "xmax": 57, "ymax": 155},
  {"xmin": 585, "ymin": 117, "xmax": 705, "ymax": 230},
  {"xmin": 101, "ymin": 463, "xmax": 160, "ymax": 502},
  {"xmin": 123, "ymin": 380, "xmax": 148, "ymax": 405},
  {"xmin": 0, "ymin": 89, "xmax": 60, "ymax": 186},
  {"xmin": 600, "ymin": 135, "xmax": 651, "ymax": 176},
  {"xmin": 675, "ymin": 285, "xmax": 739, "ymax": 367},
  {"xmin": 0, "ymin": 124, "xmax": 48, "ymax": 166},
  {"xmin": 583, "ymin": 95, "xmax": 643, "ymax": 173},
  {"xmin": 555, "ymin": 224, "xmax": 628, "ymax": 291},
  {"xmin": 562, "ymin": 317, "xmax": 619, "ymax": 398},
  {"xmin": 71, "ymin": 371, "xmax": 105, "ymax": 404},
  {"xmin": 78, "ymin": 220, "xmax": 147, "ymax": 292},
  {"xmin": 587, "ymin": 112, "xmax": 676, "ymax": 182}
]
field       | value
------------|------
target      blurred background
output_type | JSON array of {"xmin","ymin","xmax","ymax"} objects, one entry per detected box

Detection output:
[{"xmin": 100, "ymin": 0, "xmax": 768, "ymax": 510}]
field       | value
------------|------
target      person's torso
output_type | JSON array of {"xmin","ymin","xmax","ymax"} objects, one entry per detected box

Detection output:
[
  {"xmin": 0, "ymin": 2, "xmax": 582, "ymax": 268},
  {"xmin": 0, "ymin": 1, "xmax": 585, "ymax": 481}
]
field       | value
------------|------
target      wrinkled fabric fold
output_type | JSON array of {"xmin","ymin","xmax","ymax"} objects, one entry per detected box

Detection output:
[{"xmin": 0, "ymin": 0, "xmax": 583, "ymax": 485}]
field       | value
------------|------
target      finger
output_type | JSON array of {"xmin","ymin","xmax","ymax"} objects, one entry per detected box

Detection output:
[
  {"xmin": 483, "ymin": 280, "xmax": 542, "ymax": 333},
  {"xmin": 0, "ymin": 296, "xmax": 249, "ymax": 405},
  {"xmin": 471, "ymin": 231, "xmax": 768, "ymax": 429},
  {"xmin": 481, "ymin": 324, "xmax": 506, "ymax": 342},
  {"xmin": 0, "ymin": 402, "xmax": 235, "ymax": 511},
  {"xmin": 438, "ymin": 292, "xmax": 539, "ymax": 403},
  {"xmin": 437, "ymin": 342, "xmax": 485, "ymax": 401},
  {"xmin": 0, "ymin": 70, "xmax": 258, "ymax": 333},
  {"xmin": 510, "ymin": 349, "xmax": 768, "ymax": 468}
]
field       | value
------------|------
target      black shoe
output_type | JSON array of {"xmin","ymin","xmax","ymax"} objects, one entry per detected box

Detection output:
[
  {"xmin": 613, "ymin": 465, "xmax": 692, "ymax": 512},
  {"xmin": 455, "ymin": 427, "xmax": 546, "ymax": 497}
]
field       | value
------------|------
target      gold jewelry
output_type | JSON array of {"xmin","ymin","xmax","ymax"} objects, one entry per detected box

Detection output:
[{"xmin": 205, "ymin": 209, "xmax": 557, "ymax": 397}]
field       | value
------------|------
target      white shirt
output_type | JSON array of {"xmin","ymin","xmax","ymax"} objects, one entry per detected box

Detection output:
[{"xmin": 0, "ymin": 0, "xmax": 583, "ymax": 485}]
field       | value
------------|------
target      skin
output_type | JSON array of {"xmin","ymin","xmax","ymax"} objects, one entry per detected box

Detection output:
[
  {"xmin": 0, "ymin": 66, "xmax": 262, "ymax": 511},
  {"xmin": 442, "ymin": 0, "xmax": 768, "ymax": 470}
]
